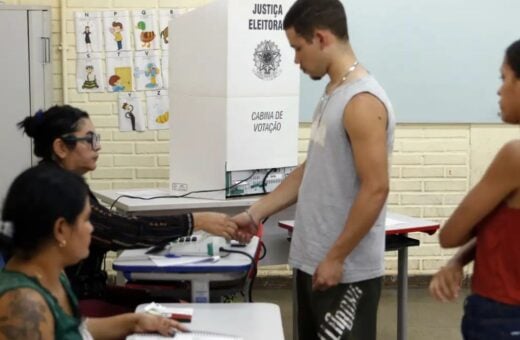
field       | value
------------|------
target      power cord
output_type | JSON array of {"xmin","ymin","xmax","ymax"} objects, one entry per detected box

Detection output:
[
  {"xmin": 219, "ymin": 247, "xmax": 257, "ymax": 303},
  {"xmin": 261, "ymin": 168, "xmax": 276, "ymax": 194},
  {"xmin": 258, "ymin": 241, "xmax": 267, "ymax": 261},
  {"xmin": 109, "ymin": 170, "xmax": 259, "ymax": 210}
]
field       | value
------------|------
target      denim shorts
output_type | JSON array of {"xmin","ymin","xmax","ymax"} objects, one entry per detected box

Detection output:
[{"xmin": 462, "ymin": 294, "xmax": 520, "ymax": 339}]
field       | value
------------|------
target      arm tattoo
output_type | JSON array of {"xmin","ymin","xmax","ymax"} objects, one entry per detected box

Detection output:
[{"xmin": 0, "ymin": 290, "xmax": 48, "ymax": 339}]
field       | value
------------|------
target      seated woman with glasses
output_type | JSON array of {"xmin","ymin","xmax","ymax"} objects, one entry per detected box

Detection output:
[
  {"xmin": 17, "ymin": 105, "xmax": 239, "ymax": 316},
  {"xmin": 0, "ymin": 165, "xmax": 186, "ymax": 339}
]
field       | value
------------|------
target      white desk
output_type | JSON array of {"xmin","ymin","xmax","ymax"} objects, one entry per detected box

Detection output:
[
  {"xmin": 95, "ymin": 189, "xmax": 259, "ymax": 212},
  {"xmin": 278, "ymin": 212, "xmax": 440, "ymax": 340},
  {"xmin": 129, "ymin": 303, "xmax": 284, "ymax": 340},
  {"xmin": 113, "ymin": 237, "xmax": 259, "ymax": 303},
  {"xmin": 96, "ymin": 189, "xmax": 439, "ymax": 340},
  {"xmin": 94, "ymin": 189, "xmax": 295, "ymax": 266}
]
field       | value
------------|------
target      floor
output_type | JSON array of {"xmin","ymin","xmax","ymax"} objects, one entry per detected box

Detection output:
[{"xmin": 252, "ymin": 285, "xmax": 467, "ymax": 340}]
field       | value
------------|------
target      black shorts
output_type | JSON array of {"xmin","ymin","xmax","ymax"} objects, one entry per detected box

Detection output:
[{"xmin": 295, "ymin": 270, "xmax": 382, "ymax": 340}]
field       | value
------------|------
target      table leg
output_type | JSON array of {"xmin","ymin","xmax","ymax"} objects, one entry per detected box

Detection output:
[
  {"xmin": 397, "ymin": 246, "xmax": 408, "ymax": 340},
  {"xmin": 243, "ymin": 278, "xmax": 252, "ymax": 303},
  {"xmin": 292, "ymin": 269, "xmax": 298, "ymax": 340},
  {"xmin": 192, "ymin": 280, "xmax": 210, "ymax": 303}
]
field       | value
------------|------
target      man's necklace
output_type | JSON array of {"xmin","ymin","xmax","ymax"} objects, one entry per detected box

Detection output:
[
  {"xmin": 340, "ymin": 61, "xmax": 360, "ymax": 84},
  {"xmin": 326, "ymin": 60, "xmax": 359, "ymax": 94},
  {"xmin": 317, "ymin": 61, "xmax": 360, "ymax": 126}
]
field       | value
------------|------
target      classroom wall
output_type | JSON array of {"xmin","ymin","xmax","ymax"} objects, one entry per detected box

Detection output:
[{"xmin": 5, "ymin": 0, "xmax": 520, "ymax": 276}]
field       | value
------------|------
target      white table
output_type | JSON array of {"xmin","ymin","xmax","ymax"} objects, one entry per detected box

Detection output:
[
  {"xmin": 94, "ymin": 189, "xmax": 295, "ymax": 265},
  {"xmin": 113, "ymin": 237, "xmax": 260, "ymax": 303},
  {"xmin": 278, "ymin": 212, "xmax": 440, "ymax": 340},
  {"xmin": 129, "ymin": 303, "xmax": 284, "ymax": 340},
  {"xmin": 96, "ymin": 189, "xmax": 439, "ymax": 340}
]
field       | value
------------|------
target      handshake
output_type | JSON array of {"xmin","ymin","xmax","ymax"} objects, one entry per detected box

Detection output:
[{"xmin": 192, "ymin": 209, "xmax": 261, "ymax": 244}]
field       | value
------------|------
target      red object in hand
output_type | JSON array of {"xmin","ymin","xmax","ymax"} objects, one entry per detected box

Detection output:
[{"xmin": 170, "ymin": 313, "xmax": 192, "ymax": 323}]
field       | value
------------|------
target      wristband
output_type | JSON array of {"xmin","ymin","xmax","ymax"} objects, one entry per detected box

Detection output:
[{"xmin": 244, "ymin": 209, "xmax": 259, "ymax": 228}]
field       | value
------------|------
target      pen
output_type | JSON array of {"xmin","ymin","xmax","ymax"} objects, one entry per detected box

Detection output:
[{"xmin": 170, "ymin": 313, "xmax": 192, "ymax": 322}]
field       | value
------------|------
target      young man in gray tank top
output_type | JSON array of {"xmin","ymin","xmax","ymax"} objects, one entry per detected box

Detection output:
[{"xmin": 233, "ymin": 0, "xmax": 396, "ymax": 339}]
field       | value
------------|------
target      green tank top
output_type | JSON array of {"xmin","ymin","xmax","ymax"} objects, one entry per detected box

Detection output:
[{"xmin": 0, "ymin": 270, "xmax": 83, "ymax": 340}]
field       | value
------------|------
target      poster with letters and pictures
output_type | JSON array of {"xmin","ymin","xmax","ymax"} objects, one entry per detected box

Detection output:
[
  {"xmin": 132, "ymin": 9, "xmax": 159, "ymax": 50},
  {"xmin": 75, "ymin": 11, "xmax": 104, "ymax": 53},
  {"xmin": 106, "ymin": 51, "xmax": 134, "ymax": 92},
  {"xmin": 103, "ymin": 10, "xmax": 132, "ymax": 52},
  {"xmin": 134, "ymin": 50, "xmax": 163, "ymax": 90},
  {"xmin": 146, "ymin": 91, "xmax": 170, "ymax": 130},
  {"xmin": 161, "ymin": 52, "xmax": 169, "ymax": 89},
  {"xmin": 76, "ymin": 53, "xmax": 104, "ymax": 92},
  {"xmin": 118, "ymin": 92, "xmax": 145, "ymax": 132},
  {"xmin": 159, "ymin": 9, "xmax": 183, "ymax": 50}
]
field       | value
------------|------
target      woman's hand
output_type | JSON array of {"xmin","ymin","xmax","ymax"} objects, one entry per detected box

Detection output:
[
  {"xmin": 429, "ymin": 261, "xmax": 464, "ymax": 302},
  {"xmin": 88, "ymin": 312, "xmax": 188, "ymax": 339},
  {"xmin": 193, "ymin": 212, "xmax": 238, "ymax": 240},
  {"xmin": 133, "ymin": 313, "xmax": 187, "ymax": 337}
]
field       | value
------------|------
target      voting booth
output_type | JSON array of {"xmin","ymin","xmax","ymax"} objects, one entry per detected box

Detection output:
[{"xmin": 169, "ymin": 0, "xmax": 299, "ymax": 199}]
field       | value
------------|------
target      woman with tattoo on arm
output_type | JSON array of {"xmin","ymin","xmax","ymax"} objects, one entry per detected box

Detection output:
[
  {"xmin": 16, "ymin": 105, "xmax": 238, "ymax": 316},
  {"xmin": 0, "ymin": 165, "xmax": 187, "ymax": 339}
]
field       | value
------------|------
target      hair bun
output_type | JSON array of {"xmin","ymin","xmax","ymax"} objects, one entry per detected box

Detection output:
[
  {"xmin": 17, "ymin": 109, "xmax": 45, "ymax": 138},
  {"xmin": 34, "ymin": 109, "xmax": 45, "ymax": 124}
]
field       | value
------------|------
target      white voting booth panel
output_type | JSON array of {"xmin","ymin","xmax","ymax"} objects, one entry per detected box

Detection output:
[{"xmin": 169, "ymin": 0, "xmax": 299, "ymax": 199}]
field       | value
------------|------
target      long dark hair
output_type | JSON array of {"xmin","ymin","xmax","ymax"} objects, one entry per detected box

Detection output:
[{"xmin": 1, "ymin": 165, "xmax": 88, "ymax": 259}]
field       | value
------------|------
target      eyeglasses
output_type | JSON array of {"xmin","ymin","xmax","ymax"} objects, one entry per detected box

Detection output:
[{"xmin": 61, "ymin": 132, "xmax": 101, "ymax": 150}]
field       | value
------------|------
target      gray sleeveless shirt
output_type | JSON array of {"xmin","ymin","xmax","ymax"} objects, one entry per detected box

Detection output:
[{"xmin": 289, "ymin": 74, "xmax": 395, "ymax": 283}]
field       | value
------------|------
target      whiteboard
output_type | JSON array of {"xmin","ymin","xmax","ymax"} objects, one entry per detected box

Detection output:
[{"xmin": 299, "ymin": 0, "xmax": 518, "ymax": 123}]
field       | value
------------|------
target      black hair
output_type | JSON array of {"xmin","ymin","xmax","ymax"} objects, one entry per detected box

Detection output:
[
  {"xmin": 17, "ymin": 105, "xmax": 89, "ymax": 161},
  {"xmin": 283, "ymin": 0, "xmax": 349, "ymax": 43},
  {"xmin": 1, "ymin": 164, "xmax": 88, "ymax": 259},
  {"xmin": 505, "ymin": 39, "xmax": 520, "ymax": 78}
]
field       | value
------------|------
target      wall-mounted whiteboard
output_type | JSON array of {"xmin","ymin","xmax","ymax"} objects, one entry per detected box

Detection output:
[{"xmin": 299, "ymin": 0, "xmax": 519, "ymax": 123}]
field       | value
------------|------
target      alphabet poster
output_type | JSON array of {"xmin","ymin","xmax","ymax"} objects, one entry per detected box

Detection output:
[
  {"xmin": 132, "ymin": 9, "xmax": 159, "ymax": 50},
  {"xmin": 161, "ymin": 52, "xmax": 169, "ymax": 89},
  {"xmin": 106, "ymin": 51, "xmax": 134, "ymax": 92},
  {"xmin": 75, "ymin": 12, "xmax": 104, "ymax": 53},
  {"xmin": 146, "ymin": 91, "xmax": 170, "ymax": 130},
  {"xmin": 118, "ymin": 92, "xmax": 145, "ymax": 132},
  {"xmin": 76, "ymin": 53, "xmax": 104, "ymax": 92},
  {"xmin": 134, "ymin": 50, "xmax": 163, "ymax": 90},
  {"xmin": 159, "ymin": 9, "xmax": 183, "ymax": 50},
  {"xmin": 73, "ymin": 8, "xmax": 197, "ymax": 132},
  {"xmin": 103, "ymin": 10, "xmax": 132, "ymax": 52}
]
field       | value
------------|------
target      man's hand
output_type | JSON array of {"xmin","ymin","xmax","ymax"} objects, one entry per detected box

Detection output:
[
  {"xmin": 192, "ymin": 212, "xmax": 238, "ymax": 240},
  {"xmin": 312, "ymin": 257, "xmax": 344, "ymax": 291},
  {"xmin": 231, "ymin": 211, "xmax": 258, "ymax": 243},
  {"xmin": 429, "ymin": 261, "xmax": 464, "ymax": 302}
]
